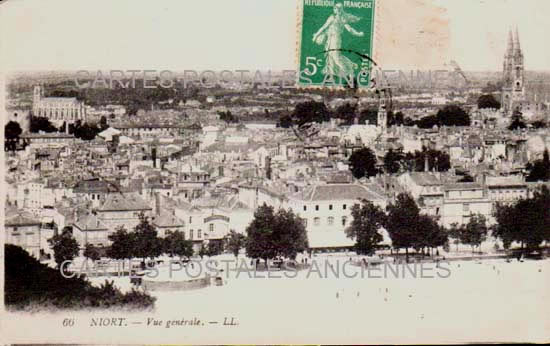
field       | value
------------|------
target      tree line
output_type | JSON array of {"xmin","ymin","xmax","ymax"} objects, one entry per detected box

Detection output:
[
  {"xmin": 348, "ymin": 147, "xmax": 450, "ymax": 179},
  {"xmin": 347, "ymin": 187, "xmax": 550, "ymax": 261},
  {"xmin": 280, "ymin": 101, "xmax": 471, "ymax": 130}
]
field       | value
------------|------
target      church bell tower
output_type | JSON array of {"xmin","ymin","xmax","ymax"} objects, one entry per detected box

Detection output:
[{"xmin": 501, "ymin": 27, "xmax": 525, "ymax": 116}]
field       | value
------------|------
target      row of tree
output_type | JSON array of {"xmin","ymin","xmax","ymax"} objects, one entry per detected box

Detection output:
[
  {"xmin": 49, "ymin": 214, "xmax": 250, "ymax": 268},
  {"xmin": 48, "ymin": 188, "xmax": 550, "ymax": 269},
  {"xmin": 348, "ymin": 147, "xmax": 450, "ymax": 179},
  {"xmin": 280, "ymin": 101, "xmax": 472, "ymax": 131},
  {"xmin": 348, "ymin": 187, "xmax": 550, "ymax": 260},
  {"xmin": 346, "ymin": 194, "xmax": 450, "ymax": 261},
  {"xmin": 493, "ymin": 186, "xmax": 550, "ymax": 251}
]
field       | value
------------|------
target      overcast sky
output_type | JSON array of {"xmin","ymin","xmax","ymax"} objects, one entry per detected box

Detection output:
[{"xmin": 1, "ymin": 0, "xmax": 549, "ymax": 72}]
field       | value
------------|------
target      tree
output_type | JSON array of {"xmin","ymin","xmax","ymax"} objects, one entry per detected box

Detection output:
[
  {"xmin": 508, "ymin": 109, "xmax": 526, "ymax": 130},
  {"xmin": 383, "ymin": 149, "xmax": 404, "ymax": 174},
  {"xmin": 107, "ymin": 226, "xmax": 133, "ymax": 260},
  {"xmin": 30, "ymin": 116, "xmax": 58, "ymax": 133},
  {"xmin": 493, "ymin": 186, "xmax": 550, "ymax": 252},
  {"xmin": 387, "ymin": 111, "xmax": 405, "ymax": 127},
  {"xmin": 477, "ymin": 94, "xmax": 501, "ymax": 109},
  {"xmin": 5, "ymin": 121, "xmax": 22, "ymax": 151},
  {"xmin": 132, "ymin": 214, "xmax": 163, "ymax": 260},
  {"xmin": 226, "ymin": 230, "xmax": 246, "ymax": 258},
  {"xmin": 274, "ymin": 208, "xmax": 309, "ymax": 260},
  {"xmin": 218, "ymin": 110, "xmax": 239, "ymax": 123},
  {"xmin": 416, "ymin": 214, "xmax": 447, "ymax": 255},
  {"xmin": 289, "ymin": 101, "xmax": 331, "ymax": 125},
  {"xmin": 402, "ymin": 148, "xmax": 450, "ymax": 172},
  {"xmin": 436, "ymin": 105, "xmax": 471, "ymax": 126},
  {"xmin": 163, "ymin": 230, "xmax": 193, "ymax": 259},
  {"xmin": 83, "ymin": 243, "xmax": 101, "ymax": 261},
  {"xmin": 349, "ymin": 147, "xmax": 378, "ymax": 179},
  {"xmin": 58, "ymin": 121, "xmax": 67, "ymax": 133},
  {"xmin": 385, "ymin": 193, "xmax": 421, "ymax": 262},
  {"xmin": 357, "ymin": 108, "xmax": 378, "ymax": 126},
  {"xmin": 531, "ymin": 120, "xmax": 547, "ymax": 129},
  {"xmin": 334, "ymin": 102, "xmax": 357, "ymax": 125},
  {"xmin": 447, "ymin": 223, "xmax": 463, "ymax": 252},
  {"xmin": 345, "ymin": 200, "xmax": 386, "ymax": 255},
  {"xmin": 245, "ymin": 204, "xmax": 308, "ymax": 266},
  {"xmin": 458, "ymin": 173, "xmax": 474, "ymax": 182},
  {"xmin": 526, "ymin": 149, "xmax": 550, "ymax": 182},
  {"xmin": 460, "ymin": 214, "xmax": 488, "ymax": 254},
  {"xmin": 414, "ymin": 114, "xmax": 439, "ymax": 129},
  {"xmin": 48, "ymin": 227, "xmax": 80, "ymax": 269},
  {"xmin": 205, "ymin": 241, "xmax": 224, "ymax": 257},
  {"xmin": 99, "ymin": 116, "xmax": 109, "ymax": 131},
  {"xmin": 73, "ymin": 122, "xmax": 101, "ymax": 141}
]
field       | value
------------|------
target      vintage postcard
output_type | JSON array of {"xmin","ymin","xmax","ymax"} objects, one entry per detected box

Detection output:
[{"xmin": 1, "ymin": 0, "xmax": 550, "ymax": 344}]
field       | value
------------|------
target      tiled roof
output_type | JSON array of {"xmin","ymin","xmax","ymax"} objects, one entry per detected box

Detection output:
[
  {"xmin": 152, "ymin": 210, "xmax": 185, "ymax": 228},
  {"xmin": 291, "ymin": 184, "xmax": 385, "ymax": 202},
  {"xmin": 444, "ymin": 182, "xmax": 483, "ymax": 190},
  {"xmin": 5, "ymin": 214, "xmax": 41, "ymax": 226},
  {"xmin": 73, "ymin": 179, "xmax": 112, "ymax": 193},
  {"xmin": 98, "ymin": 193, "xmax": 152, "ymax": 212},
  {"xmin": 74, "ymin": 214, "xmax": 108, "ymax": 231},
  {"xmin": 408, "ymin": 172, "xmax": 442, "ymax": 186}
]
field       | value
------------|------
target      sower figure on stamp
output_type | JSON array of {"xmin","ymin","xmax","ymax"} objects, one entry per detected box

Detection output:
[{"xmin": 312, "ymin": 3, "xmax": 364, "ymax": 78}]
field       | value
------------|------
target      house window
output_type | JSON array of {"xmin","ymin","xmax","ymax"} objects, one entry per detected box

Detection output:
[
  {"xmin": 303, "ymin": 205, "xmax": 307, "ymax": 211},
  {"xmin": 190, "ymin": 229, "xmax": 194, "ymax": 239},
  {"xmin": 302, "ymin": 218, "xmax": 308, "ymax": 227},
  {"xmin": 343, "ymin": 204, "xmax": 347, "ymax": 210},
  {"xmin": 463, "ymin": 204, "xmax": 469, "ymax": 212},
  {"xmin": 342, "ymin": 216, "xmax": 347, "ymax": 226},
  {"xmin": 197, "ymin": 230, "xmax": 202, "ymax": 238},
  {"xmin": 313, "ymin": 217, "xmax": 320, "ymax": 226},
  {"xmin": 329, "ymin": 204, "xmax": 333, "ymax": 210},
  {"xmin": 209, "ymin": 224, "xmax": 214, "ymax": 232},
  {"xmin": 315, "ymin": 205, "xmax": 319, "ymax": 211},
  {"xmin": 327, "ymin": 216, "xmax": 334, "ymax": 225},
  {"xmin": 189, "ymin": 216, "xmax": 192, "ymax": 224}
]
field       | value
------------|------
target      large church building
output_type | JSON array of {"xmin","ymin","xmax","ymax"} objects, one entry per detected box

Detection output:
[
  {"xmin": 501, "ymin": 27, "xmax": 526, "ymax": 116},
  {"xmin": 32, "ymin": 85, "xmax": 87, "ymax": 122}
]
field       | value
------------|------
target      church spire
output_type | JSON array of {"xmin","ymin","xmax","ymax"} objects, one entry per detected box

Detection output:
[
  {"xmin": 514, "ymin": 26, "xmax": 521, "ymax": 53},
  {"xmin": 507, "ymin": 27, "xmax": 515, "ymax": 54}
]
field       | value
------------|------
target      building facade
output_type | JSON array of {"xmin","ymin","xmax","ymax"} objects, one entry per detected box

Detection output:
[{"xmin": 33, "ymin": 85, "xmax": 87, "ymax": 122}]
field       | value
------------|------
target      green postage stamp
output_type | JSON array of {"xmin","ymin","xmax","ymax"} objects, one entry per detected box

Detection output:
[{"xmin": 298, "ymin": 0, "xmax": 376, "ymax": 89}]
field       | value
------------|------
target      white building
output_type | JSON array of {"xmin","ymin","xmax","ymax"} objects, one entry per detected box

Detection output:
[{"xmin": 287, "ymin": 183, "xmax": 387, "ymax": 249}]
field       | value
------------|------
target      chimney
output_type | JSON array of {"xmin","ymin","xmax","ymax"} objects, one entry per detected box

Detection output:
[
  {"xmin": 424, "ymin": 155, "xmax": 429, "ymax": 172},
  {"xmin": 152, "ymin": 147, "xmax": 157, "ymax": 168},
  {"xmin": 265, "ymin": 157, "xmax": 272, "ymax": 180},
  {"xmin": 155, "ymin": 192, "xmax": 161, "ymax": 216}
]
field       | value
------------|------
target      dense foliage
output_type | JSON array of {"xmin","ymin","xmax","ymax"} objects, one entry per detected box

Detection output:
[
  {"xmin": 345, "ymin": 200, "xmax": 386, "ymax": 255},
  {"xmin": 5, "ymin": 244, "xmax": 155, "ymax": 310},
  {"xmin": 245, "ymin": 204, "xmax": 308, "ymax": 264},
  {"xmin": 493, "ymin": 186, "xmax": 550, "ymax": 251},
  {"xmin": 349, "ymin": 147, "xmax": 379, "ymax": 179},
  {"xmin": 477, "ymin": 94, "xmax": 501, "ymax": 109}
]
